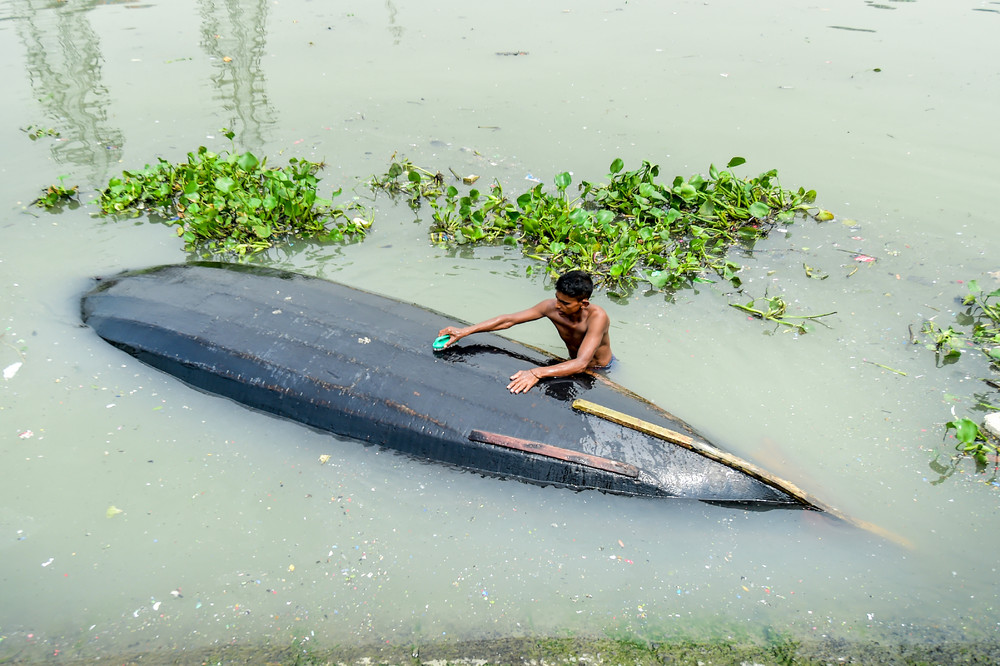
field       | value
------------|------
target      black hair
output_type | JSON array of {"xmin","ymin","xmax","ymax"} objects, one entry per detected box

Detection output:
[{"xmin": 555, "ymin": 270, "xmax": 593, "ymax": 300}]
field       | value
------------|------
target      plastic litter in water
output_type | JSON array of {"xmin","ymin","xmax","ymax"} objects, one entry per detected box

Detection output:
[{"xmin": 3, "ymin": 361, "xmax": 22, "ymax": 380}]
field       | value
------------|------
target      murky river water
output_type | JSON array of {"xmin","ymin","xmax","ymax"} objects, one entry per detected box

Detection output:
[{"xmin": 2, "ymin": 0, "xmax": 999, "ymax": 660}]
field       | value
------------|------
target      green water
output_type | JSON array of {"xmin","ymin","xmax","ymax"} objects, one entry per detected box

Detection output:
[{"xmin": 1, "ymin": 0, "xmax": 999, "ymax": 661}]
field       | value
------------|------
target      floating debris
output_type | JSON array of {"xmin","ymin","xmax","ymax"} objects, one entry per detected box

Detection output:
[
  {"xmin": 447, "ymin": 167, "xmax": 480, "ymax": 185},
  {"xmin": 829, "ymin": 25, "xmax": 876, "ymax": 33}
]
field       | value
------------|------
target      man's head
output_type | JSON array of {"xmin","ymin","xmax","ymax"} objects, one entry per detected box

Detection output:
[
  {"xmin": 555, "ymin": 270, "xmax": 594, "ymax": 300},
  {"xmin": 554, "ymin": 271, "xmax": 594, "ymax": 316}
]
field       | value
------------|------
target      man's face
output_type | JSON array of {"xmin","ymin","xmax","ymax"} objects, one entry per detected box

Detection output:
[{"xmin": 555, "ymin": 292, "xmax": 586, "ymax": 317}]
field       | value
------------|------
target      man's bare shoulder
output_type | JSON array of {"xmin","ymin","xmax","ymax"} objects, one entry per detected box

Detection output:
[
  {"xmin": 535, "ymin": 298, "xmax": 562, "ymax": 315},
  {"xmin": 587, "ymin": 303, "xmax": 610, "ymax": 327}
]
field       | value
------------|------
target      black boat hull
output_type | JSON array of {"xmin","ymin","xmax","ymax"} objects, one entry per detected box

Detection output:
[{"xmin": 80, "ymin": 263, "xmax": 807, "ymax": 506}]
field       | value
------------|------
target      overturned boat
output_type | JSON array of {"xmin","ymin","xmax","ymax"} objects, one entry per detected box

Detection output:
[{"xmin": 80, "ymin": 262, "xmax": 830, "ymax": 508}]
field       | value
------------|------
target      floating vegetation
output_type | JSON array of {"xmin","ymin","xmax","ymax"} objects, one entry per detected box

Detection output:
[
  {"xmin": 921, "ymin": 320, "xmax": 964, "ymax": 365},
  {"xmin": 369, "ymin": 159, "xmax": 447, "ymax": 209},
  {"xmin": 922, "ymin": 281, "xmax": 1000, "ymax": 365},
  {"xmin": 729, "ymin": 295, "xmax": 836, "ymax": 334},
  {"xmin": 926, "ymin": 280, "xmax": 1000, "ymax": 471},
  {"xmin": 98, "ymin": 130, "xmax": 370, "ymax": 256},
  {"xmin": 67, "ymin": 143, "xmax": 836, "ymax": 328},
  {"xmin": 961, "ymin": 280, "xmax": 1000, "ymax": 355},
  {"xmin": 371, "ymin": 155, "xmax": 832, "ymax": 294},
  {"xmin": 22, "ymin": 125, "xmax": 61, "ymax": 140},
  {"xmin": 863, "ymin": 360, "xmax": 907, "ymax": 376},
  {"xmin": 944, "ymin": 417, "xmax": 996, "ymax": 468},
  {"xmin": 32, "ymin": 180, "xmax": 79, "ymax": 209}
]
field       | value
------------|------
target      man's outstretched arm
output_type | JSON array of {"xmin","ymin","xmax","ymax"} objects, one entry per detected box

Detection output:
[{"xmin": 437, "ymin": 301, "xmax": 549, "ymax": 347}]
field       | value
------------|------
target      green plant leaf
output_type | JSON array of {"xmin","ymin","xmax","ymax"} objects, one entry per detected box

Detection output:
[
  {"xmin": 236, "ymin": 151, "xmax": 259, "ymax": 170},
  {"xmin": 214, "ymin": 176, "xmax": 236, "ymax": 194},
  {"xmin": 945, "ymin": 417, "xmax": 982, "ymax": 445},
  {"xmin": 674, "ymin": 182, "xmax": 697, "ymax": 202},
  {"xmin": 594, "ymin": 209, "xmax": 615, "ymax": 226}
]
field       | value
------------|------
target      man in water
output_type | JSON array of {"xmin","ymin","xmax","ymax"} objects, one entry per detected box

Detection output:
[{"xmin": 436, "ymin": 270, "xmax": 613, "ymax": 394}]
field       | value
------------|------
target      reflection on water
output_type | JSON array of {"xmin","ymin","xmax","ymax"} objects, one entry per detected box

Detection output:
[
  {"xmin": 385, "ymin": 0, "xmax": 403, "ymax": 45},
  {"xmin": 12, "ymin": 0, "xmax": 124, "ymax": 180},
  {"xmin": 198, "ymin": 0, "xmax": 275, "ymax": 148},
  {"xmin": 866, "ymin": 0, "xmax": 918, "ymax": 8},
  {"xmin": 10, "ymin": 0, "xmax": 277, "ymax": 176}
]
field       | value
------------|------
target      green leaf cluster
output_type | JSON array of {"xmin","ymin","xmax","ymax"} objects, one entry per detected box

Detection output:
[
  {"xmin": 961, "ymin": 280, "xmax": 1000, "ymax": 353},
  {"xmin": 32, "ymin": 181, "xmax": 79, "ymax": 209},
  {"xmin": 921, "ymin": 321, "xmax": 965, "ymax": 365},
  {"xmin": 371, "ymin": 156, "xmax": 828, "ymax": 290},
  {"xmin": 369, "ymin": 156, "xmax": 448, "ymax": 207},
  {"xmin": 944, "ymin": 417, "xmax": 996, "ymax": 467},
  {"xmin": 22, "ymin": 125, "xmax": 61, "ymax": 140},
  {"xmin": 98, "ymin": 132, "xmax": 368, "ymax": 256},
  {"xmin": 923, "ymin": 280, "xmax": 1000, "ymax": 364},
  {"xmin": 929, "ymin": 280, "xmax": 1000, "ymax": 474}
]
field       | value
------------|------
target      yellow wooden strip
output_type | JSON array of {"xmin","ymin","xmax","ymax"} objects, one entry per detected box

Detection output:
[
  {"xmin": 573, "ymin": 398, "xmax": 815, "ymax": 506},
  {"xmin": 573, "ymin": 399, "xmax": 696, "ymax": 448},
  {"xmin": 573, "ymin": 398, "xmax": 793, "ymax": 485}
]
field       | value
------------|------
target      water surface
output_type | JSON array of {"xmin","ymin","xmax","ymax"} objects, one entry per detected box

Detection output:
[{"xmin": 2, "ymin": 0, "xmax": 999, "ymax": 659}]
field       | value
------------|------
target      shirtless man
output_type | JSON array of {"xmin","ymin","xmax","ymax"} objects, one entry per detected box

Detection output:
[{"xmin": 436, "ymin": 271, "xmax": 613, "ymax": 394}]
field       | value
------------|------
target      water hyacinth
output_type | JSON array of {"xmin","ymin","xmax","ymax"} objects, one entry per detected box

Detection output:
[{"xmin": 371, "ymin": 155, "xmax": 832, "ymax": 292}]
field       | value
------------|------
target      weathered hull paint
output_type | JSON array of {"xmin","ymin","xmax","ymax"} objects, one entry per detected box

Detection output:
[{"xmin": 80, "ymin": 263, "xmax": 808, "ymax": 507}]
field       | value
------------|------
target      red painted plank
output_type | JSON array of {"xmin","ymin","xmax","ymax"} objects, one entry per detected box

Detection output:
[{"xmin": 469, "ymin": 429, "xmax": 640, "ymax": 478}]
